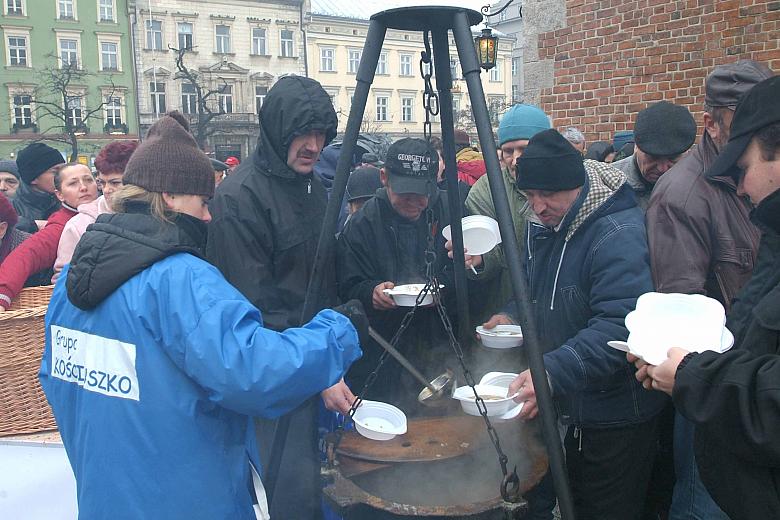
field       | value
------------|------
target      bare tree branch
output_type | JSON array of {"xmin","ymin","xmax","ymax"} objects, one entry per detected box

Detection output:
[
  {"xmin": 29, "ymin": 54, "xmax": 118, "ymax": 161},
  {"xmin": 169, "ymin": 45, "xmax": 228, "ymax": 150}
]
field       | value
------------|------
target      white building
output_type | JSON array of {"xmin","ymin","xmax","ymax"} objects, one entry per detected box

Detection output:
[{"xmin": 128, "ymin": 0, "xmax": 308, "ymax": 160}]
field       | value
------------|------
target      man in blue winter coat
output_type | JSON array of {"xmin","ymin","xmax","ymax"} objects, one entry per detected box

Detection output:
[{"xmin": 485, "ymin": 129, "xmax": 667, "ymax": 519}]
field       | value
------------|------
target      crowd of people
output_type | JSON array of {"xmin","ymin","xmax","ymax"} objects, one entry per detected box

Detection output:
[{"xmin": 0, "ymin": 59, "xmax": 778, "ymax": 520}]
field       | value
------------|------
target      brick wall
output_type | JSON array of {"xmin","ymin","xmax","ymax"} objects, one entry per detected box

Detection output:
[{"xmin": 537, "ymin": 0, "xmax": 780, "ymax": 142}]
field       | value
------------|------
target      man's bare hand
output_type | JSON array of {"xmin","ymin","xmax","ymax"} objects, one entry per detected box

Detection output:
[
  {"xmin": 646, "ymin": 348, "xmax": 690, "ymax": 395},
  {"xmin": 372, "ymin": 281, "xmax": 397, "ymax": 310},
  {"xmin": 508, "ymin": 370, "xmax": 537, "ymax": 420},
  {"xmin": 444, "ymin": 239, "xmax": 483, "ymax": 269},
  {"xmin": 482, "ymin": 313, "xmax": 514, "ymax": 329},
  {"xmin": 320, "ymin": 379, "xmax": 357, "ymax": 414}
]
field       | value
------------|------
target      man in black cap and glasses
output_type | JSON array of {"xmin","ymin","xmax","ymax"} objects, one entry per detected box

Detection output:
[
  {"xmin": 337, "ymin": 137, "xmax": 455, "ymax": 414},
  {"xmin": 632, "ymin": 75, "xmax": 780, "ymax": 520},
  {"xmin": 644, "ymin": 60, "xmax": 773, "ymax": 520}
]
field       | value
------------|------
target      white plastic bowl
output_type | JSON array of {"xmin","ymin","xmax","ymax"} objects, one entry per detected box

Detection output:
[
  {"xmin": 476, "ymin": 325, "xmax": 524, "ymax": 349},
  {"xmin": 383, "ymin": 284, "xmax": 441, "ymax": 307},
  {"xmin": 352, "ymin": 400, "xmax": 407, "ymax": 441},
  {"xmin": 442, "ymin": 215, "xmax": 502, "ymax": 255},
  {"xmin": 452, "ymin": 384, "xmax": 516, "ymax": 417}
]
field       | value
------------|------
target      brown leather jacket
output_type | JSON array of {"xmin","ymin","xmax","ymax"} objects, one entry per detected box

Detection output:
[{"xmin": 646, "ymin": 134, "xmax": 760, "ymax": 312}]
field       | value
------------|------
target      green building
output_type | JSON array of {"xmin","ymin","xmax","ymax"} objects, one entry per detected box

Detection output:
[{"xmin": 0, "ymin": 0, "xmax": 138, "ymax": 164}]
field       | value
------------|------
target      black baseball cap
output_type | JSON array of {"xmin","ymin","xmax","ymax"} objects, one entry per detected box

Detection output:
[
  {"xmin": 346, "ymin": 166, "xmax": 381, "ymax": 202},
  {"xmin": 383, "ymin": 138, "xmax": 438, "ymax": 195},
  {"xmin": 707, "ymin": 75, "xmax": 780, "ymax": 180}
]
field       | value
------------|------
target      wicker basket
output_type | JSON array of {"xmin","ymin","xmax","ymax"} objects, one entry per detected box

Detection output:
[
  {"xmin": 0, "ymin": 286, "xmax": 57, "ymax": 436},
  {"xmin": 7, "ymin": 285, "xmax": 54, "ymax": 311}
]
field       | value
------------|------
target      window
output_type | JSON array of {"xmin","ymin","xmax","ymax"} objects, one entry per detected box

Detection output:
[
  {"xmin": 8, "ymin": 36, "xmax": 27, "ymax": 66},
  {"xmin": 215, "ymin": 25, "xmax": 231, "ymax": 53},
  {"xmin": 181, "ymin": 83, "xmax": 197, "ymax": 114},
  {"xmin": 512, "ymin": 58, "xmax": 519, "ymax": 77},
  {"xmin": 5, "ymin": 0, "xmax": 24, "ymax": 15},
  {"xmin": 105, "ymin": 95, "xmax": 122, "ymax": 126},
  {"xmin": 255, "ymin": 86, "xmax": 267, "ymax": 115},
  {"xmin": 280, "ymin": 29, "xmax": 293, "ymax": 57},
  {"xmin": 449, "ymin": 59, "xmax": 459, "ymax": 80},
  {"xmin": 512, "ymin": 85, "xmax": 519, "ymax": 104},
  {"xmin": 98, "ymin": 0, "xmax": 114, "ymax": 22},
  {"xmin": 375, "ymin": 95, "xmax": 389, "ymax": 122},
  {"xmin": 66, "ymin": 96, "xmax": 83, "ymax": 128},
  {"xmin": 376, "ymin": 52, "xmax": 387, "ymax": 75},
  {"xmin": 490, "ymin": 60, "xmax": 501, "ymax": 82},
  {"xmin": 150, "ymin": 82, "xmax": 166, "ymax": 114},
  {"xmin": 100, "ymin": 41, "xmax": 118, "ymax": 70},
  {"xmin": 348, "ymin": 49, "xmax": 361, "ymax": 74},
  {"xmin": 59, "ymin": 39, "xmax": 78, "ymax": 68},
  {"xmin": 399, "ymin": 53, "xmax": 413, "ymax": 76},
  {"xmin": 58, "ymin": 0, "xmax": 75, "ymax": 19},
  {"xmin": 12, "ymin": 94, "xmax": 33, "ymax": 127},
  {"xmin": 320, "ymin": 47, "xmax": 334, "ymax": 72},
  {"xmin": 177, "ymin": 22, "xmax": 193, "ymax": 50},
  {"xmin": 401, "ymin": 95, "xmax": 414, "ymax": 122},
  {"xmin": 251, "ymin": 27, "xmax": 266, "ymax": 55},
  {"xmin": 218, "ymin": 85, "xmax": 233, "ymax": 113},
  {"xmin": 145, "ymin": 19, "xmax": 163, "ymax": 50}
]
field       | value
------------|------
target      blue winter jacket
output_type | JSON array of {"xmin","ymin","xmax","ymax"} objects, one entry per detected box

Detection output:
[
  {"xmin": 40, "ymin": 210, "xmax": 361, "ymax": 519},
  {"xmin": 508, "ymin": 161, "xmax": 667, "ymax": 427}
]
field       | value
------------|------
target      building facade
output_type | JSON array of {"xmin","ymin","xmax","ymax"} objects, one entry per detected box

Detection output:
[
  {"xmin": 0, "ymin": 0, "xmax": 138, "ymax": 163},
  {"xmin": 488, "ymin": 0, "xmax": 524, "ymax": 106},
  {"xmin": 308, "ymin": 1, "xmax": 513, "ymax": 141},
  {"xmin": 129, "ymin": 0, "xmax": 307, "ymax": 161}
]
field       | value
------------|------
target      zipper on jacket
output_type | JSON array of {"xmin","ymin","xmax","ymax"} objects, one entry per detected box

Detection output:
[
  {"xmin": 550, "ymin": 241, "xmax": 568, "ymax": 311},
  {"xmin": 573, "ymin": 426, "xmax": 583, "ymax": 453},
  {"xmin": 307, "ymin": 179, "xmax": 311, "ymax": 194}
]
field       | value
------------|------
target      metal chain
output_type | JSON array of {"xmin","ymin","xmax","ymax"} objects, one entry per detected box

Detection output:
[{"xmin": 420, "ymin": 31, "xmax": 439, "ymax": 142}]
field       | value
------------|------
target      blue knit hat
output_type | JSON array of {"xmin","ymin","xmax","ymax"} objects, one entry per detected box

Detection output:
[{"xmin": 497, "ymin": 104, "xmax": 551, "ymax": 146}]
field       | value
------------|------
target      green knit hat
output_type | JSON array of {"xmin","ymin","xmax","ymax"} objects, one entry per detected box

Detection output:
[{"xmin": 123, "ymin": 111, "xmax": 214, "ymax": 197}]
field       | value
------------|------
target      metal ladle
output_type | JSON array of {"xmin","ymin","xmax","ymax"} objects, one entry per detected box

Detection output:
[{"xmin": 367, "ymin": 327, "xmax": 454, "ymax": 407}]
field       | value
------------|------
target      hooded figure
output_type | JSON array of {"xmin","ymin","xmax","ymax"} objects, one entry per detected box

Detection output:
[
  {"xmin": 206, "ymin": 76, "xmax": 344, "ymax": 520},
  {"xmin": 40, "ymin": 111, "xmax": 362, "ymax": 520}
]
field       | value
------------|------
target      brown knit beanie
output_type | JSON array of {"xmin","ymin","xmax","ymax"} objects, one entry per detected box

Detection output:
[{"xmin": 123, "ymin": 111, "xmax": 214, "ymax": 197}]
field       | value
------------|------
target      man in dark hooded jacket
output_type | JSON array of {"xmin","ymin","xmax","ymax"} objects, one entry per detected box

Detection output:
[
  {"xmin": 336, "ymin": 138, "xmax": 455, "ymax": 414},
  {"xmin": 12, "ymin": 143, "xmax": 64, "ymax": 233},
  {"xmin": 207, "ymin": 76, "xmax": 348, "ymax": 520}
]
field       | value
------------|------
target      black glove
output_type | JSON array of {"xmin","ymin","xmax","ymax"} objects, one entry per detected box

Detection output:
[{"xmin": 332, "ymin": 299, "xmax": 369, "ymax": 345}]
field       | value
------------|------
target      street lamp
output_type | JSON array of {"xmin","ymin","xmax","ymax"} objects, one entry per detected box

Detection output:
[
  {"xmin": 474, "ymin": 28, "xmax": 498, "ymax": 71},
  {"xmin": 475, "ymin": 0, "xmax": 520, "ymax": 71}
]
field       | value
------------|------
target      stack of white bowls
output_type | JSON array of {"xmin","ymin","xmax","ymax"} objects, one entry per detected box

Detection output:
[{"xmin": 623, "ymin": 293, "xmax": 734, "ymax": 365}]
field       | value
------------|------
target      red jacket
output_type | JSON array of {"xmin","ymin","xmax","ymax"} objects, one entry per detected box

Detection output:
[{"xmin": 0, "ymin": 206, "xmax": 76, "ymax": 309}]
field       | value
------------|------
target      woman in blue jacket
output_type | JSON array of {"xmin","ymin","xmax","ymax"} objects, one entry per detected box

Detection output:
[{"xmin": 39, "ymin": 112, "xmax": 363, "ymax": 519}]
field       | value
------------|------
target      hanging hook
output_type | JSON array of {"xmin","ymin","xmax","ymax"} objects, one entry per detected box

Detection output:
[{"xmin": 500, "ymin": 466, "xmax": 522, "ymax": 502}]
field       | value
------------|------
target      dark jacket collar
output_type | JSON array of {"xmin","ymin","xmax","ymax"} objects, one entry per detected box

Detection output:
[
  {"xmin": 753, "ymin": 188, "xmax": 780, "ymax": 235},
  {"xmin": 16, "ymin": 181, "xmax": 59, "ymax": 210},
  {"xmin": 66, "ymin": 204, "xmax": 207, "ymax": 309}
]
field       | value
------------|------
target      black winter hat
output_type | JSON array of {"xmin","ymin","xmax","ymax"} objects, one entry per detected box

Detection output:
[
  {"xmin": 707, "ymin": 76, "xmax": 780, "ymax": 180},
  {"xmin": 634, "ymin": 101, "xmax": 697, "ymax": 157},
  {"xmin": 346, "ymin": 166, "xmax": 381, "ymax": 202},
  {"xmin": 123, "ymin": 111, "xmax": 214, "ymax": 197},
  {"xmin": 384, "ymin": 138, "xmax": 438, "ymax": 195},
  {"xmin": 16, "ymin": 143, "xmax": 65, "ymax": 184},
  {"xmin": 516, "ymin": 129, "xmax": 587, "ymax": 191}
]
